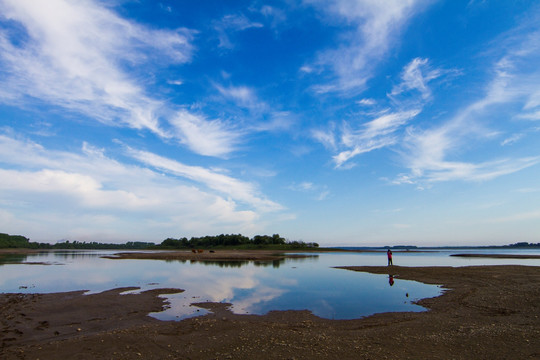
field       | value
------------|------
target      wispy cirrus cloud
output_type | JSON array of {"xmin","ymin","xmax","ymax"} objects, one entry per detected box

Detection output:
[
  {"xmin": 304, "ymin": 0, "xmax": 434, "ymax": 93},
  {"xmin": 312, "ymin": 56, "xmax": 444, "ymax": 169},
  {"xmin": 396, "ymin": 125, "xmax": 540, "ymax": 185},
  {"xmin": 393, "ymin": 24, "xmax": 540, "ymax": 186},
  {"xmin": 126, "ymin": 146, "xmax": 283, "ymax": 212},
  {"xmin": 357, "ymin": 98, "xmax": 376, "ymax": 106},
  {"xmin": 212, "ymin": 82, "xmax": 297, "ymax": 134},
  {"xmin": 214, "ymin": 83, "xmax": 267, "ymax": 112},
  {"xmin": 517, "ymin": 110, "xmax": 540, "ymax": 121},
  {"xmin": 396, "ymin": 126, "xmax": 540, "ymax": 184},
  {"xmin": 0, "ymin": 0, "xmax": 247, "ymax": 159},
  {"xmin": 288, "ymin": 181, "xmax": 329, "ymax": 201},
  {"xmin": 311, "ymin": 124, "xmax": 337, "ymax": 151},
  {"xmin": 257, "ymin": 5, "xmax": 288, "ymax": 29},
  {"xmin": 169, "ymin": 109, "xmax": 242, "ymax": 158},
  {"xmin": 320, "ymin": 108, "xmax": 421, "ymax": 168},
  {"xmin": 500, "ymin": 133, "xmax": 524, "ymax": 146},
  {"xmin": 213, "ymin": 13, "xmax": 263, "ymax": 49},
  {"xmin": 0, "ymin": 0, "xmax": 193, "ymax": 136},
  {"xmin": 389, "ymin": 58, "xmax": 444, "ymax": 101}
]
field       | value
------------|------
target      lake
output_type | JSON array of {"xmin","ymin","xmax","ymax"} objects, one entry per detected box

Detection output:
[{"xmin": 1, "ymin": 248, "xmax": 539, "ymax": 320}]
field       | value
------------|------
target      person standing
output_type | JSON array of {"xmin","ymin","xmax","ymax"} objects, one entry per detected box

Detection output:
[{"xmin": 387, "ymin": 249, "xmax": 393, "ymax": 266}]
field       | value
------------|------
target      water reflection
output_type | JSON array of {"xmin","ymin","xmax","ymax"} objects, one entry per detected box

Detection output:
[
  {"xmin": 162, "ymin": 254, "xmax": 318, "ymax": 269},
  {"xmin": 47, "ymin": 251, "xmax": 105, "ymax": 259},
  {"xmin": 0, "ymin": 252, "xmax": 64, "ymax": 266},
  {"xmin": 0, "ymin": 250, "xmax": 464, "ymax": 321},
  {"xmin": 188, "ymin": 260, "xmax": 271, "ymax": 268},
  {"xmin": 0, "ymin": 250, "xmax": 114, "ymax": 266},
  {"xmin": 388, "ymin": 274, "xmax": 394, "ymax": 286},
  {"xmin": 0, "ymin": 254, "xmax": 29, "ymax": 265},
  {"xmin": 151, "ymin": 260, "xmax": 441, "ymax": 321}
]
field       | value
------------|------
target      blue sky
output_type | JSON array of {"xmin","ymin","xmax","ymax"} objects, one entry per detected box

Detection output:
[{"xmin": 1, "ymin": 0, "xmax": 539, "ymax": 246}]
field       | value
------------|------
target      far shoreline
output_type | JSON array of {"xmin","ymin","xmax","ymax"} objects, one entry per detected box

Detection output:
[
  {"xmin": 450, "ymin": 253, "xmax": 540, "ymax": 259},
  {"xmin": 3, "ymin": 247, "xmax": 540, "ymax": 263}
]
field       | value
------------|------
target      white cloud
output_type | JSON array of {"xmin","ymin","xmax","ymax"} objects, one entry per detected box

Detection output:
[
  {"xmin": 0, "ymin": 133, "xmax": 282, "ymax": 242},
  {"xmin": 517, "ymin": 110, "xmax": 540, "ymax": 120},
  {"xmin": 313, "ymin": 56, "xmax": 446, "ymax": 168},
  {"xmin": 304, "ymin": 0, "xmax": 434, "ymax": 93},
  {"xmin": 125, "ymin": 147, "xmax": 282, "ymax": 212},
  {"xmin": 311, "ymin": 127, "xmax": 337, "ymax": 151},
  {"xmin": 397, "ymin": 124, "xmax": 540, "ymax": 184},
  {"xmin": 169, "ymin": 109, "xmax": 242, "ymax": 158},
  {"xmin": 214, "ymin": 84, "xmax": 266, "ymax": 112},
  {"xmin": 362, "ymin": 109, "xmax": 421, "ymax": 138},
  {"xmin": 213, "ymin": 14, "xmax": 263, "ymax": 49},
  {"xmin": 0, "ymin": 0, "xmax": 244, "ymax": 160},
  {"xmin": 316, "ymin": 190, "xmax": 330, "ymax": 201},
  {"xmin": 217, "ymin": 84, "xmax": 255, "ymax": 104},
  {"xmin": 289, "ymin": 182, "xmax": 314, "ymax": 191},
  {"xmin": 300, "ymin": 65, "xmax": 315, "ymax": 74},
  {"xmin": 333, "ymin": 109, "xmax": 421, "ymax": 167},
  {"xmin": 212, "ymin": 83, "xmax": 296, "ymax": 134},
  {"xmin": 389, "ymin": 58, "xmax": 442, "ymax": 100},
  {"xmin": 0, "ymin": 0, "xmax": 193, "ymax": 137},
  {"xmin": 357, "ymin": 98, "xmax": 376, "ymax": 106},
  {"xmin": 257, "ymin": 5, "xmax": 287, "ymax": 28},
  {"xmin": 500, "ymin": 133, "xmax": 524, "ymax": 146},
  {"xmin": 394, "ymin": 27, "xmax": 540, "ymax": 185},
  {"xmin": 288, "ymin": 181, "xmax": 329, "ymax": 201},
  {"xmin": 0, "ymin": 168, "xmax": 149, "ymax": 209},
  {"xmin": 167, "ymin": 79, "xmax": 184, "ymax": 86}
]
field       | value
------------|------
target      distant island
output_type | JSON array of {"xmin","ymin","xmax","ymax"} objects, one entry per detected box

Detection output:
[
  {"xmin": 2, "ymin": 232, "xmax": 538, "ymax": 250},
  {"xmin": 333, "ymin": 242, "xmax": 540, "ymax": 250},
  {"xmin": 416, "ymin": 242, "xmax": 540, "ymax": 249},
  {"xmin": 0, "ymin": 232, "xmax": 319, "ymax": 250},
  {"xmin": 0, "ymin": 233, "xmax": 154, "ymax": 250}
]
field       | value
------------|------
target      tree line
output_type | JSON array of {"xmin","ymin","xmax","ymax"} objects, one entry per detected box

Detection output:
[
  {"xmin": 157, "ymin": 234, "xmax": 319, "ymax": 249},
  {"xmin": 0, "ymin": 233, "xmax": 154, "ymax": 249},
  {"xmin": 0, "ymin": 233, "xmax": 33, "ymax": 248},
  {"xmin": 502, "ymin": 242, "xmax": 540, "ymax": 248},
  {"xmin": 0, "ymin": 232, "xmax": 319, "ymax": 250}
]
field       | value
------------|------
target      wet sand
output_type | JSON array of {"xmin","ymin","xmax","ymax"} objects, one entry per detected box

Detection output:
[
  {"xmin": 1, "ymin": 255, "xmax": 539, "ymax": 359},
  {"xmin": 103, "ymin": 249, "xmax": 318, "ymax": 262}
]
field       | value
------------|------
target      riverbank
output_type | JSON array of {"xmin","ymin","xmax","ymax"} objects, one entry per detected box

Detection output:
[{"xmin": 1, "ymin": 263, "xmax": 539, "ymax": 359}]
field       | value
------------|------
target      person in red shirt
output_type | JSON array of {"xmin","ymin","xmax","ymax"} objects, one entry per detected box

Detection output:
[{"xmin": 387, "ymin": 249, "xmax": 393, "ymax": 266}]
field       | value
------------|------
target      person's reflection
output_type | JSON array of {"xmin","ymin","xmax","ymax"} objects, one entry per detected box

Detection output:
[{"xmin": 388, "ymin": 274, "xmax": 394, "ymax": 286}]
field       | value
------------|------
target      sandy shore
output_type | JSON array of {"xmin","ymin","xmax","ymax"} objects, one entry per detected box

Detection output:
[
  {"xmin": 1, "ymin": 258, "xmax": 539, "ymax": 359},
  {"xmin": 103, "ymin": 249, "xmax": 319, "ymax": 262}
]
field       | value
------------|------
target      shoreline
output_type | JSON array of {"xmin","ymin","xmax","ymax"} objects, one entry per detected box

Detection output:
[
  {"xmin": 450, "ymin": 253, "xmax": 540, "ymax": 259},
  {"xmin": 1, "ymin": 262, "xmax": 539, "ymax": 359},
  {"xmin": 102, "ymin": 249, "xmax": 319, "ymax": 261}
]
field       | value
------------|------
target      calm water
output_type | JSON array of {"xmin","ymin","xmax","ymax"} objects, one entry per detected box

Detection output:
[{"xmin": 1, "ymin": 249, "xmax": 538, "ymax": 320}]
